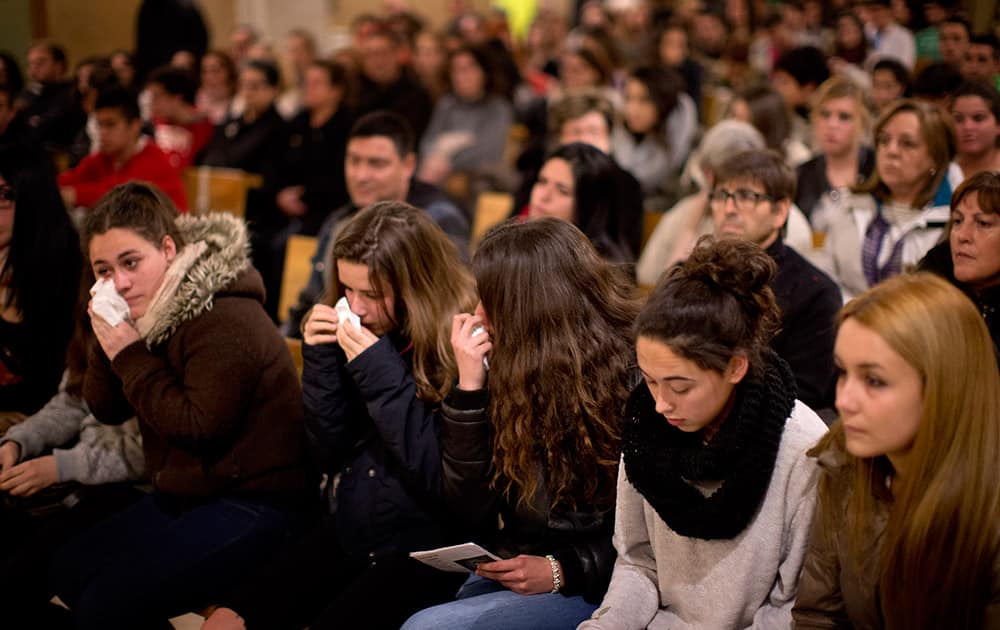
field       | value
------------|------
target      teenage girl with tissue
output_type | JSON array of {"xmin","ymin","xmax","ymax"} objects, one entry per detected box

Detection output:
[
  {"xmin": 202, "ymin": 200, "xmax": 478, "ymax": 630},
  {"xmin": 402, "ymin": 218, "xmax": 640, "ymax": 630},
  {"xmin": 50, "ymin": 181, "xmax": 311, "ymax": 630}
]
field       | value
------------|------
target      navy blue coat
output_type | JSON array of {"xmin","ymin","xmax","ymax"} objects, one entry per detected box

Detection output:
[{"xmin": 302, "ymin": 334, "xmax": 451, "ymax": 559}]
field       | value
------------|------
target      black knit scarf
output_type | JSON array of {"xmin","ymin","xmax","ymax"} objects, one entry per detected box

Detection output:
[{"xmin": 622, "ymin": 351, "xmax": 796, "ymax": 540}]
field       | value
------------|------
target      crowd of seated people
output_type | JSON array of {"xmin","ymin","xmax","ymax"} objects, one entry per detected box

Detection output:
[{"xmin": 0, "ymin": 1, "xmax": 999, "ymax": 627}]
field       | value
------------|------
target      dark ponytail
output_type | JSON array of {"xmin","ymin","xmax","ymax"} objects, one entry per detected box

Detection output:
[{"xmin": 635, "ymin": 236, "xmax": 780, "ymax": 373}]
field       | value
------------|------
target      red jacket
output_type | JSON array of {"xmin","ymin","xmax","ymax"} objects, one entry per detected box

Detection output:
[
  {"xmin": 58, "ymin": 139, "xmax": 189, "ymax": 212},
  {"xmin": 153, "ymin": 116, "xmax": 214, "ymax": 171}
]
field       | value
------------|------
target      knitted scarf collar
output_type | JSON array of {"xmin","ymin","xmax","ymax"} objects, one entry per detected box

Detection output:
[{"xmin": 622, "ymin": 351, "xmax": 796, "ymax": 540}]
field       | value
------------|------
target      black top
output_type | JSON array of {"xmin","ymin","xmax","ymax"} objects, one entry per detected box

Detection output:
[
  {"xmin": 302, "ymin": 333, "xmax": 453, "ymax": 557},
  {"xmin": 768, "ymin": 238, "xmax": 841, "ymax": 414},
  {"xmin": 795, "ymin": 146, "xmax": 875, "ymax": 221},
  {"xmin": 198, "ymin": 105, "xmax": 288, "ymax": 175},
  {"xmin": 356, "ymin": 72, "xmax": 433, "ymax": 140},
  {"xmin": 920, "ymin": 240, "xmax": 1000, "ymax": 353},
  {"xmin": 440, "ymin": 386, "xmax": 616, "ymax": 603}
]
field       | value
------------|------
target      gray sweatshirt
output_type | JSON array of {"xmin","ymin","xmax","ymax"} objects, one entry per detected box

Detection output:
[
  {"xmin": 579, "ymin": 401, "xmax": 827, "ymax": 630},
  {"xmin": 1, "ymin": 374, "xmax": 144, "ymax": 485}
]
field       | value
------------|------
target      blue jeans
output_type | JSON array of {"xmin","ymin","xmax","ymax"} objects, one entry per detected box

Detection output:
[
  {"xmin": 401, "ymin": 573, "xmax": 599, "ymax": 630},
  {"xmin": 50, "ymin": 493, "xmax": 298, "ymax": 630}
]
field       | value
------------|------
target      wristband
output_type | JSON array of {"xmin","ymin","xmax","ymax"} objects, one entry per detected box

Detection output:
[{"xmin": 545, "ymin": 554, "xmax": 562, "ymax": 593}]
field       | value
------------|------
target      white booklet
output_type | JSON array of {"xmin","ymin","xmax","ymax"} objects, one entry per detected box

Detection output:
[{"xmin": 409, "ymin": 542, "xmax": 502, "ymax": 573}]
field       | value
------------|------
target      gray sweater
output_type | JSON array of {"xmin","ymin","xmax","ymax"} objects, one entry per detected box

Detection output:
[
  {"xmin": 579, "ymin": 401, "xmax": 826, "ymax": 630},
  {"xmin": 1, "ymin": 374, "xmax": 144, "ymax": 485},
  {"xmin": 419, "ymin": 93, "xmax": 512, "ymax": 172}
]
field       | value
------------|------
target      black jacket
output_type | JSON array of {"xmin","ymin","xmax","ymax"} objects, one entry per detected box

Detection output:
[
  {"xmin": 197, "ymin": 105, "xmax": 287, "ymax": 175},
  {"xmin": 920, "ymin": 240, "xmax": 1000, "ymax": 351},
  {"xmin": 302, "ymin": 334, "xmax": 452, "ymax": 558},
  {"xmin": 259, "ymin": 107, "xmax": 355, "ymax": 236},
  {"xmin": 795, "ymin": 147, "xmax": 875, "ymax": 220},
  {"xmin": 440, "ymin": 387, "xmax": 616, "ymax": 604},
  {"xmin": 769, "ymin": 239, "xmax": 841, "ymax": 414}
]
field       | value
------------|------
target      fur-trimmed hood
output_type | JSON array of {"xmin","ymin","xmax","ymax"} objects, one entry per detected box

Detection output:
[{"xmin": 136, "ymin": 213, "xmax": 254, "ymax": 347}]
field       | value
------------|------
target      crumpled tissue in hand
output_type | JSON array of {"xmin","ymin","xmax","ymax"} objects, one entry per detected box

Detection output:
[
  {"xmin": 335, "ymin": 296, "xmax": 361, "ymax": 329},
  {"xmin": 89, "ymin": 277, "xmax": 131, "ymax": 326}
]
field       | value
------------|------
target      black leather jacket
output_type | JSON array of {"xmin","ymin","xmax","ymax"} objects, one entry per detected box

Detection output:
[{"xmin": 441, "ymin": 387, "xmax": 616, "ymax": 603}]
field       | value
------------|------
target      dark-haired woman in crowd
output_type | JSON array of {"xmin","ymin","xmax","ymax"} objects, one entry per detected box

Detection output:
[
  {"xmin": 252, "ymin": 59, "xmax": 355, "ymax": 317},
  {"xmin": 198, "ymin": 59, "xmax": 286, "ymax": 174},
  {"xmin": 728, "ymin": 84, "xmax": 811, "ymax": 167},
  {"xmin": 578, "ymin": 237, "xmax": 827, "ymax": 629},
  {"xmin": 920, "ymin": 171, "xmax": 1000, "ymax": 350},
  {"xmin": 196, "ymin": 51, "xmax": 237, "ymax": 125},
  {"xmin": 822, "ymin": 98, "xmax": 959, "ymax": 298},
  {"xmin": 202, "ymin": 201, "xmax": 477, "ymax": 630},
  {"xmin": 0, "ymin": 148, "xmax": 81, "ymax": 430},
  {"xmin": 402, "ymin": 218, "xmax": 639, "ymax": 629},
  {"xmin": 528, "ymin": 142, "xmax": 637, "ymax": 264},
  {"xmin": 418, "ymin": 45, "xmax": 513, "ymax": 186},
  {"xmin": 950, "ymin": 81, "xmax": 1000, "ymax": 180},
  {"xmin": 50, "ymin": 182, "xmax": 310, "ymax": 629},
  {"xmin": 870, "ymin": 58, "xmax": 910, "ymax": 117},
  {"xmin": 611, "ymin": 66, "xmax": 686, "ymax": 207},
  {"xmin": 793, "ymin": 272, "xmax": 1000, "ymax": 628}
]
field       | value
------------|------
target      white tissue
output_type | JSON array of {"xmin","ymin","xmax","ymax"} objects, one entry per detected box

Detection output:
[
  {"xmin": 471, "ymin": 326, "xmax": 490, "ymax": 371},
  {"xmin": 89, "ymin": 278, "xmax": 131, "ymax": 326},
  {"xmin": 335, "ymin": 296, "xmax": 362, "ymax": 329}
]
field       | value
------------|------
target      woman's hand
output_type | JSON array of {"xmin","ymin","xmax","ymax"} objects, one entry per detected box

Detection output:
[
  {"xmin": 0, "ymin": 441, "xmax": 19, "ymax": 472},
  {"xmin": 0, "ymin": 455, "xmax": 58, "ymax": 496},
  {"xmin": 303, "ymin": 304, "xmax": 340, "ymax": 346},
  {"xmin": 200, "ymin": 606, "xmax": 246, "ymax": 630},
  {"xmin": 451, "ymin": 313, "xmax": 491, "ymax": 391},
  {"xmin": 88, "ymin": 303, "xmax": 141, "ymax": 361},
  {"xmin": 338, "ymin": 318, "xmax": 379, "ymax": 362},
  {"xmin": 475, "ymin": 555, "xmax": 561, "ymax": 595}
]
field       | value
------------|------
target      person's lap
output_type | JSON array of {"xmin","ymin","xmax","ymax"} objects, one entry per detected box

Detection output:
[
  {"xmin": 51, "ymin": 493, "xmax": 296, "ymax": 629},
  {"xmin": 401, "ymin": 573, "xmax": 598, "ymax": 630}
]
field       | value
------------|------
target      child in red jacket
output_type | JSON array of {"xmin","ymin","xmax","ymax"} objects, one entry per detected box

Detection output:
[{"xmin": 58, "ymin": 87, "xmax": 188, "ymax": 212}]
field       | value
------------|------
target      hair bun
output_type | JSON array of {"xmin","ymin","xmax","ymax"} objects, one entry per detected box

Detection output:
[{"xmin": 683, "ymin": 236, "xmax": 776, "ymax": 296}]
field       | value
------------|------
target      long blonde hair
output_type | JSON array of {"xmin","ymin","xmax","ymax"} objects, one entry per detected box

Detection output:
[
  {"xmin": 814, "ymin": 272, "xmax": 1000, "ymax": 629},
  {"xmin": 328, "ymin": 201, "xmax": 477, "ymax": 402}
]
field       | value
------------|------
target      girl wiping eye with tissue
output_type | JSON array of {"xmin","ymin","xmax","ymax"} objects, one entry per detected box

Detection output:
[
  {"xmin": 51, "ymin": 181, "xmax": 312, "ymax": 630},
  {"xmin": 201, "ymin": 200, "xmax": 480, "ymax": 630}
]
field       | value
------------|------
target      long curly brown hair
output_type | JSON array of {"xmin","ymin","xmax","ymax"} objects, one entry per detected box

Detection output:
[{"xmin": 473, "ymin": 218, "xmax": 640, "ymax": 512}]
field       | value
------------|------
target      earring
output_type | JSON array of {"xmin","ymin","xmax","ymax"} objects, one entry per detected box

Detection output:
[{"xmin": 929, "ymin": 168, "xmax": 937, "ymax": 176}]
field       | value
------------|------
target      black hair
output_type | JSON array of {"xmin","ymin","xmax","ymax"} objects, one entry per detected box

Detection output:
[
  {"xmin": 449, "ymin": 45, "xmax": 498, "ymax": 96},
  {"xmin": 29, "ymin": 41, "xmax": 67, "ymax": 68},
  {"xmin": 0, "ymin": 51, "xmax": 25, "ymax": 94},
  {"xmin": 970, "ymin": 33, "xmax": 1000, "ymax": 58},
  {"xmin": 627, "ymin": 65, "xmax": 683, "ymax": 133},
  {"xmin": 146, "ymin": 65, "xmax": 198, "ymax": 104},
  {"xmin": 773, "ymin": 45, "xmax": 830, "ymax": 89},
  {"xmin": 541, "ymin": 143, "xmax": 635, "ymax": 263},
  {"xmin": 94, "ymin": 86, "xmax": 141, "ymax": 121},
  {"xmin": 244, "ymin": 59, "xmax": 280, "ymax": 87},
  {"xmin": 951, "ymin": 80, "xmax": 1000, "ymax": 119},
  {"xmin": 873, "ymin": 58, "xmax": 911, "ymax": 92},
  {"xmin": 912, "ymin": 62, "xmax": 963, "ymax": 99},
  {"xmin": 0, "ymin": 146, "xmax": 82, "ymax": 345},
  {"xmin": 348, "ymin": 111, "xmax": 415, "ymax": 157}
]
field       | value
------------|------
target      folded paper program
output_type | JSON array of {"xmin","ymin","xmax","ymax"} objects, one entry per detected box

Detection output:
[{"xmin": 89, "ymin": 278, "xmax": 131, "ymax": 326}]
